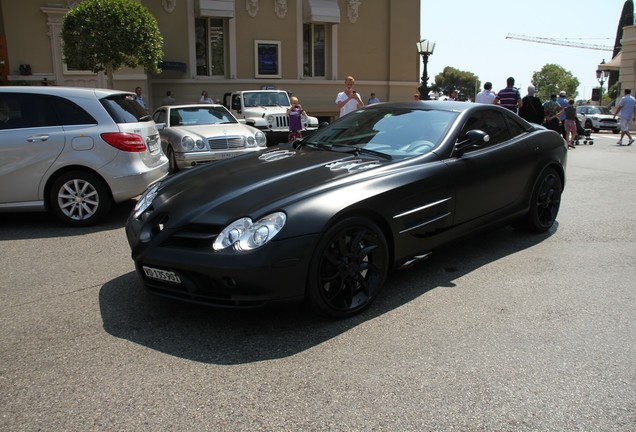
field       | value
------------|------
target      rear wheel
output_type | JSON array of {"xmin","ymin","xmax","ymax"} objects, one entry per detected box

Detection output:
[
  {"xmin": 306, "ymin": 217, "xmax": 389, "ymax": 318},
  {"xmin": 49, "ymin": 171, "xmax": 112, "ymax": 227},
  {"xmin": 514, "ymin": 167, "xmax": 562, "ymax": 233}
]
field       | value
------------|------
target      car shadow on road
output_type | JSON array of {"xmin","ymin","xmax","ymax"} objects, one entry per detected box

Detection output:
[
  {"xmin": 99, "ymin": 224, "xmax": 557, "ymax": 365},
  {"xmin": 0, "ymin": 200, "xmax": 136, "ymax": 240}
]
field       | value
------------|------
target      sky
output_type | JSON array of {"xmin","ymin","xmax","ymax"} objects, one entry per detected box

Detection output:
[{"xmin": 419, "ymin": 0, "xmax": 626, "ymax": 100}]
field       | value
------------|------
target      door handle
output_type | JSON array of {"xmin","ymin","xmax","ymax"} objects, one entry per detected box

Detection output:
[{"xmin": 26, "ymin": 135, "xmax": 49, "ymax": 142}]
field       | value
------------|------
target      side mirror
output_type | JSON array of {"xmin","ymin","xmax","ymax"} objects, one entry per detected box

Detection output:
[
  {"xmin": 455, "ymin": 129, "xmax": 490, "ymax": 153},
  {"xmin": 156, "ymin": 122, "xmax": 166, "ymax": 131}
]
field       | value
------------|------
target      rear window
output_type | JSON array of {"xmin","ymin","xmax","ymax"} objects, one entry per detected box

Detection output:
[{"xmin": 101, "ymin": 94, "xmax": 150, "ymax": 123}]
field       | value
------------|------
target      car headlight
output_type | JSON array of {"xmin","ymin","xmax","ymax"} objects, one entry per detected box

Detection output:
[
  {"xmin": 213, "ymin": 212, "xmax": 286, "ymax": 251},
  {"xmin": 266, "ymin": 114, "xmax": 275, "ymax": 124},
  {"xmin": 133, "ymin": 182, "xmax": 160, "ymax": 219},
  {"xmin": 181, "ymin": 136, "xmax": 195, "ymax": 151},
  {"xmin": 246, "ymin": 131, "xmax": 267, "ymax": 147}
]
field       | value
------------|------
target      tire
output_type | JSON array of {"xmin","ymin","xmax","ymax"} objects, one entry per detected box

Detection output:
[
  {"xmin": 167, "ymin": 146, "xmax": 180, "ymax": 174},
  {"xmin": 306, "ymin": 217, "xmax": 389, "ymax": 318},
  {"xmin": 585, "ymin": 120, "xmax": 593, "ymax": 129},
  {"xmin": 514, "ymin": 167, "xmax": 562, "ymax": 233},
  {"xmin": 612, "ymin": 130, "xmax": 620, "ymax": 134},
  {"xmin": 49, "ymin": 171, "xmax": 112, "ymax": 227}
]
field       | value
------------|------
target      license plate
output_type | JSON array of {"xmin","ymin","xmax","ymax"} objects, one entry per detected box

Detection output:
[
  {"xmin": 143, "ymin": 266, "xmax": 181, "ymax": 283},
  {"xmin": 148, "ymin": 141, "xmax": 160, "ymax": 152},
  {"xmin": 216, "ymin": 152, "xmax": 237, "ymax": 159}
]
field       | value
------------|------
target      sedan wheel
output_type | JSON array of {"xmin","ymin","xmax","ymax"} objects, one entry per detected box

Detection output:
[
  {"xmin": 49, "ymin": 171, "xmax": 112, "ymax": 227},
  {"xmin": 515, "ymin": 167, "xmax": 562, "ymax": 233},
  {"xmin": 167, "ymin": 146, "xmax": 180, "ymax": 174},
  {"xmin": 307, "ymin": 217, "xmax": 389, "ymax": 318}
]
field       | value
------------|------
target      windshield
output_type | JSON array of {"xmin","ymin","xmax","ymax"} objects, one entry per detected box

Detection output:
[
  {"xmin": 304, "ymin": 106, "xmax": 458, "ymax": 158},
  {"xmin": 169, "ymin": 106, "xmax": 238, "ymax": 126},
  {"xmin": 243, "ymin": 92, "xmax": 290, "ymax": 107}
]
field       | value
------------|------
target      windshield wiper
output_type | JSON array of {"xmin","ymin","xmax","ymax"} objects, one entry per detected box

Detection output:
[{"xmin": 332, "ymin": 144, "xmax": 392, "ymax": 160}]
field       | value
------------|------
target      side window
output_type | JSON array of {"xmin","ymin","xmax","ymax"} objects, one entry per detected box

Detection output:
[
  {"xmin": 153, "ymin": 109, "xmax": 167, "ymax": 125},
  {"xmin": 49, "ymin": 95, "xmax": 96, "ymax": 126},
  {"xmin": 0, "ymin": 93, "xmax": 58, "ymax": 129},
  {"xmin": 459, "ymin": 110, "xmax": 512, "ymax": 149},
  {"xmin": 504, "ymin": 115, "xmax": 527, "ymax": 138},
  {"xmin": 0, "ymin": 94, "xmax": 21, "ymax": 130}
]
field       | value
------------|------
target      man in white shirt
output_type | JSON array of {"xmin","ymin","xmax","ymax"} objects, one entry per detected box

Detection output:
[
  {"xmin": 614, "ymin": 88, "xmax": 636, "ymax": 145},
  {"xmin": 335, "ymin": 76, "xmax": 364, "ymax": 117},
  {"xmin": 475, "ymin": 82, "xmax": 496, "ymax": 104}
]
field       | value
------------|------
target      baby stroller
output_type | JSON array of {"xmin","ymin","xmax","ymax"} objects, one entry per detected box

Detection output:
[{"xmin": 574, "ymin": 118, "xmax": 593, "ymax": 145}]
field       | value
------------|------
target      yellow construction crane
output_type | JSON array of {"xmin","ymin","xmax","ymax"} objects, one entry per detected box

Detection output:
[{"xmin": 506, "ymin": 33, "xmax": 613, "ymax": 51}]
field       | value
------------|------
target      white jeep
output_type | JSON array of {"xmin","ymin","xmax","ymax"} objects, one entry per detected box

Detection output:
[{"xmin": 223, "ymin": 90, "xmax": 319, "ymax": 145}]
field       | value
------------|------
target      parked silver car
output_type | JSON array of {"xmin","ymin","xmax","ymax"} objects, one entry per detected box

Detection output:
[
  {"xmin": 576, "ymin": 105, "xmax": 620, "ymax": 134},
  {"xmin": 151, "ymin": 104, "xmax": 267, "ymax": 173},
  {"xmin": 0, "ymin": 86, "xmax": 169, "ymax": 226}
]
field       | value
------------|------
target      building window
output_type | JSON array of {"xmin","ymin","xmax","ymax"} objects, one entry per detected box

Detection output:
[
  {"xmin": 195, "ymin": 18, "xmax": 225, "ymax": 76},
  {"xmin": 303, "ymin": 24, "xmax": 325, "ymax": 77},
  {"xmin": 255, "ymin": 40, "xmax": 281, "ymax": 78}
]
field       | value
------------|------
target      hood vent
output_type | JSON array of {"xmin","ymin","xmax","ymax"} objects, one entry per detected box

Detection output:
[
  {"xmin": 326, "ymin": 159, "xmax": 380, "ymax": 172},
  {"xmin": 259, "ymin": 149, "xmax": 296, "ymax": 161}
]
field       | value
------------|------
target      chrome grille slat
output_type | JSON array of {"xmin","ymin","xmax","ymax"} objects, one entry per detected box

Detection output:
[{"xmin": 207, "ymin": 136, "xmax": 246, "ymax": 150}]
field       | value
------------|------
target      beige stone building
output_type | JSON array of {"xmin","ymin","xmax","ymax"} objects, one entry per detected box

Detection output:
[{"xmin": 0, "ymin": 0, "xmax": 421, "ymax": 121}]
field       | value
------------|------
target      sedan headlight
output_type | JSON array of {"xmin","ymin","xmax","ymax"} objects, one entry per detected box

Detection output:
[
  {"xmin": 181, "ymin": 136, "xmax": 195, "ymax": 151},
  {"xmin": 180, "ymin": 136, "xmax": 206, "ymax": 151},
  {"xmin": 246, "ymin": 131, "xmax": 267, "ymax": 147},
  {"xmin": 133, "ymin": 182, "xmax": 160, "ymax": 219},
  {"xmin": 213, "ymin": 212, "xmax": 286, "ymax": 251}
]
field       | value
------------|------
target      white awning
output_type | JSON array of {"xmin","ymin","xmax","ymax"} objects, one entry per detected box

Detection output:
[
  {"xmin": 601, "ymin": 52, "xmax": 621, "ymax": 71},
  {"xmin": 303, "ymin": 0, "xmax": 340, "ymax": 23},
  {"xmin": 198, "ymin": 0, "xmax": 234, "ymax": 18}
]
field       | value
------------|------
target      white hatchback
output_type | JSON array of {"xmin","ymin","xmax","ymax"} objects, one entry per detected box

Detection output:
[{"xmin": 0, "ymin": 87, "xmax": 169, "ymax": 226}]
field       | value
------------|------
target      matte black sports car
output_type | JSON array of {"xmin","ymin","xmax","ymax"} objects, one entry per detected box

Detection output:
[{"xmin": 126, "ymin": 101, "xmax": 567, "ymax": 318}]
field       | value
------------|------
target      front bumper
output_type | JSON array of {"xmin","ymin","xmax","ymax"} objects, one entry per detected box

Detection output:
[
  {"xmin": 589, "ymin": 118, "xmax": 619, "ymax": 131},
  {"xmin": 175, "ymin": 147, "xmax": 264, "ymax": 169},
  {"xmin": 126, "ymin": 215, "xmax": 318, "ymax": 308}
]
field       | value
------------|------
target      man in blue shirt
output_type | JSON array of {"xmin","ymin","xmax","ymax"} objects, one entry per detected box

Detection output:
[
  {"xmin": 494, "ymin": 77, "xmax": 522, "ymax": 113},
  {"xmin": 557, "ymin": 91, "xmax": 568, "ymax": 139},
  {"xmin": 613, "ymin": 89, "xmax": 636, "ymax": 145}
]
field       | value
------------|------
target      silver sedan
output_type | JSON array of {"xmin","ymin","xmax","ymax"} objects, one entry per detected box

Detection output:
[{"xmin": 152, "ymin": 104, "xmax": 268, "ymax": 173}]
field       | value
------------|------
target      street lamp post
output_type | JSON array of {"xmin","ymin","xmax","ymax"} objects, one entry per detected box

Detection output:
[
  {"xmin": 416, "ymin": 39, "xmax": 436, "ymax": 100},
  {"xmin": 596, "ymin": 59, "xmax": 609, "ymax": 107}
]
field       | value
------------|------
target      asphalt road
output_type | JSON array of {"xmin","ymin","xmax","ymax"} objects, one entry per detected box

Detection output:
[{"xmin": 1, "ymin": 132, "xmax": 635, "ymax": 431}]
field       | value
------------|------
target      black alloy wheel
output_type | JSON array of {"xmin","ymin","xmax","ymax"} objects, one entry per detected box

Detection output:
[
  {"xmin": 307, "ymin": 217, "xmax": 389, "ymax": 318},
  {"xmin": 515, "ymin": 167, "xmax": 562, "ymax": 233}
]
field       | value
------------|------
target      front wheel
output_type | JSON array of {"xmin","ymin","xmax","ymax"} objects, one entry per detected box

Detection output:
[
  {"xmin": 167, "ymin": 146, "xmax": 180, "ymax": 174},
  {"xmin": 306, "ymin": 217, "xmax": 389, "ymax": 318},
  {"xmin": 49, "ymin": 171, "xmax": 112, "ymax": 227},
  {"xmin": 514, "ymin": 167, "xmax": 562, "ymax": 233}
]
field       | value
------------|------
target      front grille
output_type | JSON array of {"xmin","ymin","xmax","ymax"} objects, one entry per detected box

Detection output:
[
  {"xmin": 274, "ymin": 115, "xmax": 288, "ymax": 128},
  {"xmin": 207, "ymin": 135, "xmax": 246, "ymax": 150}
]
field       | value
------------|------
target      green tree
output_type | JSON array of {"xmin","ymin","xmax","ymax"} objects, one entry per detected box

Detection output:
[
  {"xmin": 609, "ymin": 0, "xmax": 634, "ymax": 89},
  {"xmin": 62, "ymin": 0, "xmax": 163, "ymax": 89},
  {"xmin": 531, "ymin": 64, "xmax": 580, "ymax": 102},
  {"xmin": 433, "ymin": 66, "xmax": 480, "ymax": 101}
]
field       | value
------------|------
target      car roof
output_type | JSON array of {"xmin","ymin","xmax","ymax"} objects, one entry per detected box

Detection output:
[
  {"xmin": 367, "ymin": 100, "xmax": 500, "ymax": 113},
  {"xmin": 0, "ymin": 86, "xmax": 133, "ymax": 98}
]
